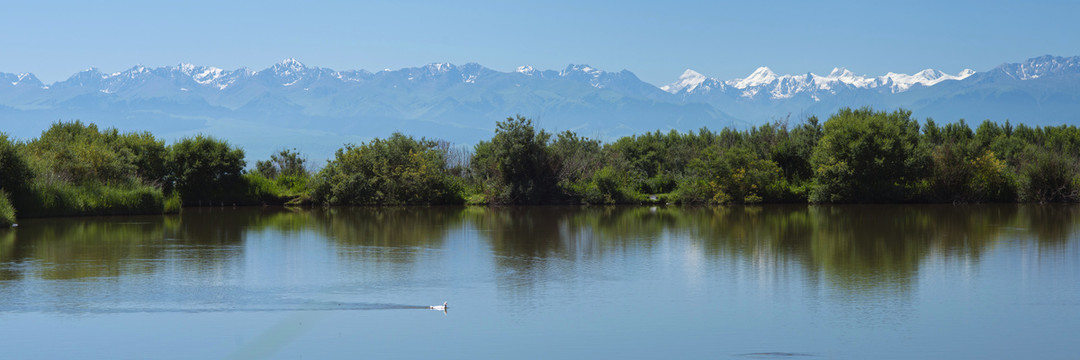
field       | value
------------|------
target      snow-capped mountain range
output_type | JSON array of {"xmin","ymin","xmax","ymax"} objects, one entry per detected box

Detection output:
[
  {"xmin": 662, "ymin": 66, "xmax": 976, "ymax": 97},
  {"xmin": 1, "ymin": 55, "xmax": 1078, "ymax": 161}
]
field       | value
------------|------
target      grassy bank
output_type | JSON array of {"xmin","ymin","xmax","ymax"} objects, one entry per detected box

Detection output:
[{"xmin": 16, "ymin": 181, "xmax": 164, "ymax": 218}]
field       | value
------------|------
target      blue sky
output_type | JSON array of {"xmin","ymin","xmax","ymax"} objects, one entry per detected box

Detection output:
[{"xmin": 3, "ymin": 0, "xmax": 1078, "ymax": 86}]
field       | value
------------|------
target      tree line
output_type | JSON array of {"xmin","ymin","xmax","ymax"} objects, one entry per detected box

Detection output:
[{"xmin": 2, "ymin": 107, "xmax": 1079, "ymax": 225}]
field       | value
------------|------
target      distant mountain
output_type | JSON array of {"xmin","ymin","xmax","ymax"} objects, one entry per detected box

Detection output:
[{"xmin": 0, "ymin": 55, "xmax": 1077, "ymax": 161}]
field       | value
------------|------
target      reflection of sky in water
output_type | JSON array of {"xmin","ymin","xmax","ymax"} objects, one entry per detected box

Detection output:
[{"xmin": 0, "ymin": 205, "xmax": 1078, "ymax": 359}]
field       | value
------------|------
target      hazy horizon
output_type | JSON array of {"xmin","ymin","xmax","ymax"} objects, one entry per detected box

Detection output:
[{"xmin": 4, "ymin": 0, "xmax": 1078, "ymax": 85}]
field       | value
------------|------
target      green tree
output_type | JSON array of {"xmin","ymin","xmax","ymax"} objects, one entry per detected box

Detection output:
[
  {"xmin": 1016, "ymin": 146, "xmax": 1079, "ymax": 203},
  {"xmin": 166, "ymin": 135, "xmax": 246, "ymax": 203},
  {"xmin": 968, "ymin": 150, "xmax": 1016, "ymax": 202},
  {"xmin": 810, "ymin": 108, "xmax": 926, "ymax": 203},
  {"xmin": 255, "ymin": 148, "xmax": 308, "ymax": 179},
  {"xmin": 0, "ymin": 134, "xmax": 31, "ymax": 197},
  {"xmin": 470, "ymin": 115, "xmax": 555, "ymax": 204},
  {"xmin": 24, "ymin": 121, "xmax": 135, "ymax": 185},
  {"xmin": 548, "ymin": 131, "xmax": 604, "ymax": 198},
  {"xmin": 686, "ymin": 146, "xmax": 785, "ymax": 204},
  {"xmin": 310, "ymin": 133, "xmax": 462, "ymax": 205},
  {"xmin": 768, "ymin": 116, "xmax": 823, "ymax": 198},
  {"xmin": 117, "ymin": 131, "xmax": 168, "ymax": 185},
  {"xmin": 0, "ymin": 134, "xmax": 31, "ymax": 223}
]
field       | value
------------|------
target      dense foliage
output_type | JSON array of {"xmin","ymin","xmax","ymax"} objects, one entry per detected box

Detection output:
[
  {"xmin": 165, "ymin": 135, "xmax": 247, "ymax": 204},
  {"xmin": 470, "ymin": 116, "xmax": 558, "ymax": 204},
  {"xmin": 3, "ymin": 107, "xmax": 1080, "ymax": 225},
  {"xmin": 310, "ymin": 133, "xmax": 463, "ymax": 205},
  {"xmin": 809, "ymin": 108, "xmax": 925, "ymax": 203},
  {"xmin": 461, "ymin": 109, "xmax": 1080, "ymax": 205},
  {"xmin": 0, "ymin": 134, "xmax": 32, "ymax": 204},
  {"xmin": 0, "ymin": 123, "xmax": 284, "ymax": 224},
  {"xmin": 6, "ymin": 122, "xmax": 167, "ymax": 217}
]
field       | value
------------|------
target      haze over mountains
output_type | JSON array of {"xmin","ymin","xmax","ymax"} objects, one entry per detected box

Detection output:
[{"xmin": 1, "ymin": 55, "xmax": 1077, "ymax": 161}]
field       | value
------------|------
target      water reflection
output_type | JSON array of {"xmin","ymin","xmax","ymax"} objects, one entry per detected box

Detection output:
[
  {"xmin": 0, "ymin": 215, "xmax": 171, "ymax": 281},
  {"xmin": 1, "ymin": 204, "xmax": 1076, "ymax": 294},
  {"xmin": 2, "ymin": 205, "xmax": 1077, "ymax": 360}
]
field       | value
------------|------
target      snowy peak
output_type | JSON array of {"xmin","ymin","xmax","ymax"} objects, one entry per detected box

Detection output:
[
  {"xmin": 113, "ymin": 65, "xmax": 150, "ymax": 79},
  {"xmin": 394, "ymin": 62, "xmax": 492, "ymax": 84},
  {"xmin": 553, "ymin": 64, "xmax": 634, "ymax": 89},
  {"xmin": 827, "ymin": 67, "xmax": 854, "ymax": 78},
  {"xmin": 422, "ymin": 62, "xmax": 454, "ymax": 74},
  {"xmin": 881, "ymin": 68, "xmax": 974, "ymax": 92},
  {"xmin": 997, "ymin": 55, "xmax": 1080, "ymax": 80},
  {"xmin": 515, "ymin": 65, "xmax": 536, "ymax": 75},
  {"xmin": 193, "ymin": 66, "xmax": 225, "ymax": 83},
  {"xmin": 560, "ymin": 64, "xmax": 601, "ymax": 77},
  {"xmin": 670, "ymin": 64, "xmax": 978, "ymax": 99},
  {"xmin": 177, "ymin": 63, "xmax": 197, "ymax": 75},
  {"xmin": 731, "ymin": 67, "xmax": 778, "ymax": 89},
  {"xmin": 661, "ymin": 69, "xmax": 707, "ymax": 94},
  {"xmin": 273, "ymin": 58, "xmax": 306, "ymax": 73},
  {"xmin": 9, "ymin": 56, "xmax": 1073, "ymax": 104},
  {"xmin": 5, "ymin": 72, "xmax": 44, "ymax": 88},
  {"xmin": 265, "ymin": 58, "xmax": 308, "ymax": 86},
  {"xmin": 817, "ymin": 67, "xmax": 876, "ymax": 88}
]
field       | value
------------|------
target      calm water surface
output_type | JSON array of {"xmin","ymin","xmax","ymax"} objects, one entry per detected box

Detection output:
[{"xmin": 1, "ymin": 205, "xmax": 1078, "ymax": 359}]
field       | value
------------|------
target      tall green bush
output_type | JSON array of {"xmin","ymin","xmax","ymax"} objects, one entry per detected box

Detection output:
[
  {"xmin": 810, "ymin": 108, "xmax": 926, "ymax": 203},
  {"xmin": 1017, "ymin": 147, "xmax": 1079, "ymax": 203},
  {"xmin": 470, "ymin": 115, "xmax": 556, "ymax": 204},
  {"xmin": 0, "ymin": 134, "xmax": 32, "ymax": 207},
  {"xmin": 684, "ymin": 146, "xmax": 785, "ymax": 204},
  {"xmin": 311, "ymin": 133, "xmax": 463, "ymax": 205},
  {"xmin": 166, "ymin": 135, "xmax": 246, "ymax": 204},
  {"xmin": 24, "ymin": 121, "xmax": 135, "ymax": 185}
]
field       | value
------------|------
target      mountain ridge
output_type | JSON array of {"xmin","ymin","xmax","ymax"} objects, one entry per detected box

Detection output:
[{"xmin": 0, "ymin": 55, "xmax": 1077, "ymax": 162}]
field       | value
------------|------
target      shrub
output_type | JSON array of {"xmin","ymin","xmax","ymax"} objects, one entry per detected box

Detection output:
[
  {"xmin": 470, "ymin": 115, "xmax": 555, "ymax": 204},
  {"xmin": 256, "ymin": 148, "xmax": 308, "ymax": 179},
  {"xmin": 967, "ymin": 151, "xmax": 1016, "ymax": 202},
  {"xmin": 0, "ymin": 134, "xmax": 32, "ymax": 209},
  {"xmin": 810, "ymin": 108, "xmax": 926, "ymax": 203},
  {"xmin": 312, "ymin": 133, "xmax": 463, "ymax": 205},
  {"xmin": 23, "ymin": 121, "xmax": 136, "ymax": 185},
  {"xmin": 163, "ymin": 192, "xmax": 182, "ymax": 214},
  {"xmin": 165, "ymin": 135, "xmax": 246, "ymax": 203},
  {"xmin": 1017, "ymin": 147, "xmax": 1079, "ymax": 203},
  {"xmin": 0, "ymin": 191, "xmax": 15, "ymax": 227}
]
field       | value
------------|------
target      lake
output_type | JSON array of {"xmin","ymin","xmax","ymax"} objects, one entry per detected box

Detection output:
[{"xmin": 1, "ymin": 205, "xmax": 1078, "ymax": 359}]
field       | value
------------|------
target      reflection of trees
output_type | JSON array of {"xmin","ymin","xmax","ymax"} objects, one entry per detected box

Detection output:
[
  {"xmin": 465, "ymin": 205, "xmax": 708, "ymax": 305},
  {"xmin": 0, "ymin": 206, "xmax": 467, "ymax": 284},
  {"xmin": 1013, "ymin": 205, "xmax": 1079, "ymax": 250},
  {"xmin": 0, "ymin": 215, "xmax": 170, "ymax": 281},
  {"xmin": 464, "ymin": 206, "xmax": 593, "ymax": 305},
  {"xmin": 679, "ymin": 205, "xmax": 1029, "ymax": 292},
  {"xmin": 466, "ymin": 204, "xmax": 1078, "ymax": 297},
  {"xmin": 466, "ymin": 206, "xmax": 689, "ymax": 259},
  {"xmin": 311, "ymin": 206, "xmax": 462, "ymax": 248},
  {"xmin": 1, "ymin": 204, "xmax": 1075, "ymax": 296},
  {"xmin": 466, "ymin": 206, "xmax": 580, "ymax": 259},
  {"xmin": 305, "ymin": 206, "xmax": 464, "ymax": 272},
  {"xmin": 0, "ymin": 229, "xmax": 16, "ymax": 280},
  {"xmin": 163, "ymin": 207, "xmax": 262, "ymax": 279},
  {"xmin": 0, "ymin": 208, "xmax": 280, "ymax": 282}
]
